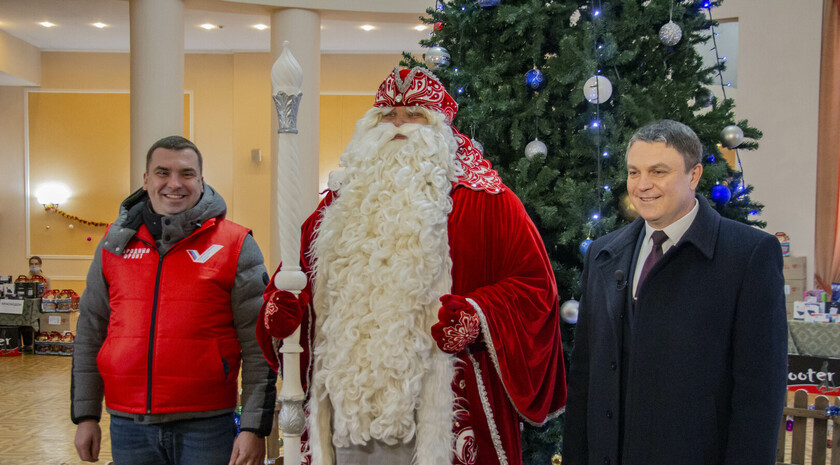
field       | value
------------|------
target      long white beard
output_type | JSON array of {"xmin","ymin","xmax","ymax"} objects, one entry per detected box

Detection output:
[{"xmin": 309, "ymin": 111, "xmax": 459, "ymax": 452}]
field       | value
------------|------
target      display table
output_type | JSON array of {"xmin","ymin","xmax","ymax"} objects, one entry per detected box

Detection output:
[
  {"xmin": 0, "ymin": 298, "xmax": 40, "ymax": 352},
  {"xmin": 787, "ymin": 320, "xmax": 840, "ymax": 396},
  {"xmin": 788, "ymin": 320, "xmax": 840, "ymax": 358},
  {"xmin": 0, "ymin": 298, "xmax": 40, "ymax": 328}
]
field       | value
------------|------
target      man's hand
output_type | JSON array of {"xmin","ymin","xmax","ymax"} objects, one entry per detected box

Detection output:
[
  {"xmin": 263, "ymin": 290, "xmax": 308, "ymax": 339},
  {"xmin": 228, "ymin": 431, "xmax": 265, "ymax": 465},
  {"xmin": 74, "ymin": 419, "xmax": 101, "ymax": 462},
  {"xmin": 431, "ymin": 294, "xmax": 481, "ymax": 354}
]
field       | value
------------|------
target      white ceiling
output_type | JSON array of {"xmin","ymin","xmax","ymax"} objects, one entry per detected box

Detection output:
[{"xmin": 0, "ymin": 0, "xmax": 432, "ymax": 53}]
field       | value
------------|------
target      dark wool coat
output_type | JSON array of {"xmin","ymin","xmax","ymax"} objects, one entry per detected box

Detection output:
[{"xmin": 563, "ymin": 196, "xmax": 787, "ymax": 465}]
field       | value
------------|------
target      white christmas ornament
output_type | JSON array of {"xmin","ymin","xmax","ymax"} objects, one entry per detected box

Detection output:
[
  {"xmin": 560, "ymin": 300, "xmax": 579, "ymax": 324},
  {"xmin": 424, "ymin": 46, "xmax": 450, "ymax": 70},
  {"xmin": 583, "ymin": 75, "xmax": 613, "ymax": 104},
  {"xmin": 720, "ymin": 125, "xmax": 744, "ymax": 148},
  {"xmin": 524, "ymin": 139, "xmax": 547, "ymax": 160},
  {"xmin": 471, "ymin": 138, "xmax": 485, "ymax": 154},
  {"xmin": 659, "ymin": 20, "xmax": 682, "ymax": 46}
]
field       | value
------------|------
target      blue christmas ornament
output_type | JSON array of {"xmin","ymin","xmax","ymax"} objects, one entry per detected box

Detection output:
[
  {"xmin": 710, "ymin": 184, "xmax": 731, "ymax": 205},
  {"xmin": 579, "ymin": 239, "xmax": 593, "ymax": 255},
  {"xmin": 478, "ymin": 0, "xmax": 501, "ymax": 9},
  {"xmin": 705, "ymin": 154, "xmax": 716, "ymax": 164},
  {"xmin": 525, "ymin": 68, "xmax": 546, "ymax": 91}
]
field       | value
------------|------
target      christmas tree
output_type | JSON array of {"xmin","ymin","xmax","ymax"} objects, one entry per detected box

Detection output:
[{"xmin": 403, "ymin": 0, "xmax": 763, "ymax": 463}]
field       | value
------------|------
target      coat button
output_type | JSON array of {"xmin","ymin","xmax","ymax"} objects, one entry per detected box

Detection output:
[
  {"xmin": 606, "ymin": 410, "xmax": 613, "ymax": 419},
  {"xmin": 164, "ymin": 219, "xmax": 170, "ymax": 226},
  {"xmin": 619, "ymin": 312, "xmax": 625, "ymax": 319},
  {"xmin": 610, "ymin": 362, "xmax": 617, "ymax": 371},
  {"xmin": 603, "ymin": 457, "xmax": 611, "ymax": 465},
  {"xmin": 164, "ymin": 235, "xmax": 170, "ymax": 241}
]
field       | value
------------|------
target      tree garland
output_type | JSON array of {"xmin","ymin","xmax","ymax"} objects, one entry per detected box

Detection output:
[{"xmin": 44, "ymin": 205, "xmax": 109, "ymax": 227}]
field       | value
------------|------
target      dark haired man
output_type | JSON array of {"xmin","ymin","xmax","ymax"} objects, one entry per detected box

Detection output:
[
  {"xmin": 563, "ymin": 120, "xmax": 787, "ymax": 465},
  {"xmin": 72, "ymin": 135, "xmax": 276, "ymax": 465}
]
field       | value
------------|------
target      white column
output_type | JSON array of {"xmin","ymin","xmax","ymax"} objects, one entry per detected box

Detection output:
[
  {"xmin": 269, "ymin": 8, "xmax": 320, "ymax": 268},
  {"xmin": 129, "ymin": 0, "xmax": 185, "ymax": 190}
]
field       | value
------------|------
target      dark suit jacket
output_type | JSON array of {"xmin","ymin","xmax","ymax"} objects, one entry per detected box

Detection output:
[{"xmin": 563, "ymin": 196, "xmax": 788, "ymax": 465}]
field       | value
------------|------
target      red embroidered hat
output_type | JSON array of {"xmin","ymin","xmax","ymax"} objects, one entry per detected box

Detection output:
[
  {"xmin": 373, "ymin": 67, "xmax": 458, "ymax": 124},
  {"xmin": 372, "ymin": 66, "xmax": 504, "ymax": 194}
]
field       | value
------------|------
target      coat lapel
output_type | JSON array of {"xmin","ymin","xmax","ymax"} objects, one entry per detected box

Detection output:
[
  {"xmin": 594, "ymin": 218, "xmax": 645, "ymax": 326},
  {"xmin": 671, "ymin": 195, "xmax": 719, "ymax": 261}
]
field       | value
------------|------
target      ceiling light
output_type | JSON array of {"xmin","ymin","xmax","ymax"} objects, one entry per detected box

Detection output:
[
  {"xmin": 39, "ymin": 21, "xmax": 55, "ymax": 28},
  {"xmin": 360, "ymin": 24, "xmax": 375, "ymax": 32},
  {"xmin": 199, "ymin": 23, "xmax": 218, "ymax": 30},
  {"xmin": 414, "ymin": 25, "xmax": 429, "ymax": 31},
  {"xmin": 252, "ymin": 24, "xmax": 269, "ymax": 31},
  {"xmin": 92, "ymin": 22, "xmax": 107, "ymax": 29}
]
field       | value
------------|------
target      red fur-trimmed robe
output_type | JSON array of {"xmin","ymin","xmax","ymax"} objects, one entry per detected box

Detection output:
[{"xmin": 258, "ymin": 177, "xmax": 566, "ymax": 465}]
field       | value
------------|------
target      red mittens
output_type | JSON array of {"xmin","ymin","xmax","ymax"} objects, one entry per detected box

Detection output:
[
  {"xmin": 431, "ymin": 294, "xmax": 481, "ymax": 354},
  {"xmin": 262, "ymin": 289, "xmax": 308, "ymax": 339}
]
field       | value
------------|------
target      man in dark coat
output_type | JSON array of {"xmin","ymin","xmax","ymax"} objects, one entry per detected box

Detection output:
[{"xmin": 563, "ymin": 119, "xmax": 787, "ymax": 465}]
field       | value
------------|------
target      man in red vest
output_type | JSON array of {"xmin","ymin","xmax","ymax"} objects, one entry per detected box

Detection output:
[{"xmin": 72, "ymin": 136, "xmax": 277, "ymax": 465}]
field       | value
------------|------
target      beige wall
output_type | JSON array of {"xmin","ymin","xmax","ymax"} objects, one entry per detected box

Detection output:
[
  {"xmin": 0, "ymin": 29, "xmax": 40, "ymax": 86},
  {"xmin": 0, "ymin": 51, "xmax": 400, "ymax": 289},
  {"xmin": 716, "ymin": 0, "xmax": 823, "ymax": 289}
]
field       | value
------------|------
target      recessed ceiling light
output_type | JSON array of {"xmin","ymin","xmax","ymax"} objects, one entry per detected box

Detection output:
[
  {"xmin": 39, "ymin": 21, "xmax": 55, "ymax": 28},
  {"xmin": 92, "ymin": 22, "xmax": 107, "ymax": 29},
  {"xmin": 414, "ymin": 25, "xmax": 429, "ymax": 31},
  {"xmin": 199, "ymin": 23, "xmax": 218, "ymax": 30},
  {"xmin": 252, "ymin": 24, "xmax": 269, "ymax": 31},
  {"xmin": 360, "ymin": 24, "xmax": 375, "ymax": 32}
]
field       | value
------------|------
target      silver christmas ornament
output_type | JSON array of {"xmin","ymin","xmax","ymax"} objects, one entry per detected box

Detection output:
[
  {"xmin": 471, "ymin": 138, "xmax": 485, "ymax": 154},
  {"xmin": 524, "ymin": 139, "xmax": 547, "ymax": 160},
  {"xmin": 424, "ymin": 46, "xmax": 450, "ymax": 70},
  {"xmin": 560, "ymin": 300, "xmax": 579, "ymax": 324},
  {"xmin": 720, "ymin": 125, "xmax": 744, "ymax": 148},
  {"xmin": 659, "ymin": 20, "xmax": 682, "ymax": 46},
  {"xmin": 583, "ymin": 75, "xmax": 613, "ymax": 104}
]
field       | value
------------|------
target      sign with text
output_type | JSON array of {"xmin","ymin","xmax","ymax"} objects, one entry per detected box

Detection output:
[
  {"xmin": 0, "ymin": 299, "xmax": 24, "ymax": 315},
  {"xmin": 788, "ymin": 354, "xmax": 840, "ymax": 396}
]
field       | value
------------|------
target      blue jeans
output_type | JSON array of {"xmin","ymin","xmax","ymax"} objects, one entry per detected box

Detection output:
[{"xmin": 110, "ymin": 413, "xmax": 236, "ymax": 465}]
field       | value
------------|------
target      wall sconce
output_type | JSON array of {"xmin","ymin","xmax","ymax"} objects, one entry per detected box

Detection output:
[{"xmin": 35, "ymin": 182, "xmax": 72, "ymax": 206}]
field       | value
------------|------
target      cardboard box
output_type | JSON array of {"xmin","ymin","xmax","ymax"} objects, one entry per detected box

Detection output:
[
  {"xmin": 783, "ymin": 256, "xmax": 807, "ymax": 280},
  {"xmin": 785, "ymin": 279, "xmax": 806, "ymax": 302},
  {"xmin": 39, "ymin": 311, "xmax": 79, "ymax": 333},
  {"xmin": 1, "ymin": 284, "xmax": 15, "ymax": 299},
  {"xmin": 785, "ymin": 300, "xmax": 795, "ymax": 319},
  {"xmin": 792, "ymin": 301, "xmax": 825, "ymax": 321}
]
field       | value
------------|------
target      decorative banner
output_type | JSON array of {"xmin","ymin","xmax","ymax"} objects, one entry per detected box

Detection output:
[
  {"xmin": 44, "ymin": 205, "xmax": 109, "ymax": 227},
  {"xmin": 787, "ymin": 354, "xmax": 840, "ymax": 396}
]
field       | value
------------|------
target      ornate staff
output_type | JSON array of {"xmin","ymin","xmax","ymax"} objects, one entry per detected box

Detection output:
[{"xmin": 271, "ymin": 40, "xmax": 306, "ymax": 465}]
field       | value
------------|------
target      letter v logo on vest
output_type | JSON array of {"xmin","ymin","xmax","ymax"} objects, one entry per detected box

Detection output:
[{"xmin": 187, "ymin": 244, "xmax": 224, "ymax": 263}]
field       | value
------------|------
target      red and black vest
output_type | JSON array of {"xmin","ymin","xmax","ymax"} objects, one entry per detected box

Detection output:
[{"xmin": 98, "ymin": 218, "xmax": 250, "ymax": 415}]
